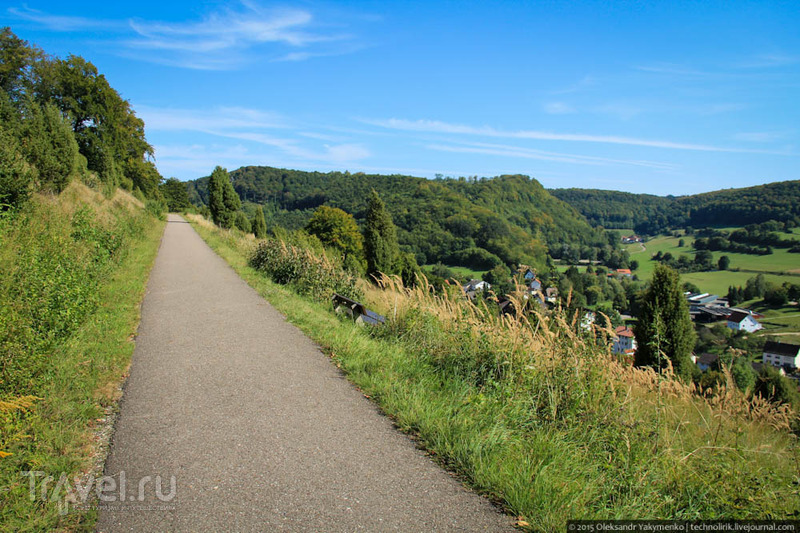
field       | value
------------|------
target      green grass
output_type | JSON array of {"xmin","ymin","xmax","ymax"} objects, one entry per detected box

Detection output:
[
  {"xmin": 424, "ymin": 264, "xmax": 487, "ymax": 280},
  {"xmin": 189, "ymin": 216, "xmax": 800, "ymax": 531},
  {"xmin": 627, "ymin": 234, "xmax": 799, "ymax": 293},
  {"xmin": 680, "ymin": 271, "xmax": 790, "ymax": 296},
  {"xmin": 0, "ymin": 187, "xmax": 164, "ymax": 532}
]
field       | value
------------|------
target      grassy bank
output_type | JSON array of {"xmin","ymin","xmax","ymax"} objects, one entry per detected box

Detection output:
[
  {"xmin": 0, "ymin": 183, "xmax": 164, "ymax": 531},
  {"xmin": 188, "ymin": 215, "xmax": 800, "ymax": 531}
]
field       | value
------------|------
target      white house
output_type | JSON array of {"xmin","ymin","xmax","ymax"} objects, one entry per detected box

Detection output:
[
  {"xmin": 727, "ymin": 311, "xmax": 762, "ymax": 333},
  {"xmin": 463, "ymin": 279, "xmax": 491, "ymax": 300},
  {"xmin": 612, "ymin": 326, "xmax": 637, "ymax": 355},
  {"xmin": 762, "ymin": 341, "xmax": 800, "ymax": 370}
]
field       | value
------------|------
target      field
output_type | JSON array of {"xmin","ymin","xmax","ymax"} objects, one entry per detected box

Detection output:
[
  {"xmin": 622, "ymin": 232, "xmax": 800, "ymax": 340},
  {"xmin": 625, "ymin": 234, "xmax": 799, "ymax": 294}
]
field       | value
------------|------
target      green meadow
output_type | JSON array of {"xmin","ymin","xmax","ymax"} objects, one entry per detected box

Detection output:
[{"xmin": 626, "ymin": 234, "xmax": 799, "ymax": 295}]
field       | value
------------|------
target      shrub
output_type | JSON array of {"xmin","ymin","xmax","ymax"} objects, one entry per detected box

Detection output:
[
  {"xmin": 0, "ymin": 126, "xmax": 33, "ymax": 210},
  {"xmin": 249, "ymin": 238, "xmax": 361, "ymax": 302}
]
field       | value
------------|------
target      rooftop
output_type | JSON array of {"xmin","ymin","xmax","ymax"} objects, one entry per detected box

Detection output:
[{"xmin": 763, "ymin": 341, "xmax": 800, "ymax": 358}]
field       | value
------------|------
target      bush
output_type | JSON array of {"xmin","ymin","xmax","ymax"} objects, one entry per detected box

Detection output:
[
  {"xmin": 249, "ymin": 238, "xmax": 361, "ymax": 302},
  {"xmin": 145, "ymin": 199, "xmax": 166, "ymax": 221},
  {"xmin": 0, "ymin": 126, "xmax": 33, "ymax": 210},
  {"xmin": 233, "ymin": 210, "xmax": 251, "ymax": 233},
  {"xmin": 447, "ymin": 246, "xmax": 502, "ymax": 270}
]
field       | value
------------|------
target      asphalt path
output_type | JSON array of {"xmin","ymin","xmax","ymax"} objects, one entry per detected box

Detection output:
[{"xmin": 96, "ymin": 214, "xmax": 513, "ymax": 532}]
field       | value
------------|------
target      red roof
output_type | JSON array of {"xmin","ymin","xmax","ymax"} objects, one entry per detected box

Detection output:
[{"xmin": 615, "ymin": 326, "xmax": 634, "ymax": 338}]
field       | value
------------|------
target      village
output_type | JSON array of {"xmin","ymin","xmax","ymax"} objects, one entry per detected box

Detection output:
[{"xmin": 461, "ymin": 268, "xmax": 800, "ymax": 391}]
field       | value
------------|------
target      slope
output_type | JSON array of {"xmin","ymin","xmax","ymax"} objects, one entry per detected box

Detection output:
[
  {"xmin": 187, "ymin": 166, "xmax": 603, "ymax": 270},
  {"xmin": 551, "ymin": 180, "xmax": 800, "ymax": 234}
]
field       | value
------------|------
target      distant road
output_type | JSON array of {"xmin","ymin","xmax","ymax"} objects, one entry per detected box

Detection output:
[{"xmin": 97, "ymin": 214, "xmax": 512, "ymax": 532}]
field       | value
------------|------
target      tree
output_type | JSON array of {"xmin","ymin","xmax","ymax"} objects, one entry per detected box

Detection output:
[
  {"xmin": 207, "ymin": 166, "xmax": 227, "ymax": 226},
  {"xmin": 397, "ymin": 252, "xmax": 422, "ymax": 288},
  {"xmin": 233, "ymin": 211, "xmax": 251, "ymax": 233},
  {"xmin": 20, "ymin": 101, "xmax": 81, "ymax": 192},
  {"xmin": 730, "ymin": 357, "xmax": 756, "ymax": 392},
  {"xmin": 0, "ymin": 122, "xmax": 33, "ymax": 209},
  {"xmin": 634, "ymin": 264, "xmax": 696, "ymax": 381},
  {"xmin": 305, "ymin": 205, "xmax": 363, "ymax": 261},
  {"xmin": 207, "ymin": 166, "xmax": 239, "ymax": 228},
  {"xmin": 222, "ymin": 172, "xmax": 241, "ymax": 222},
  {"xmin": 160, "ymin": 177, "xmax": 191, "ymax": 212},
  {"xmin": 694, "ymin": 249, "xmax": 713, "ymax": 270},
  {"xmin": 717, "ymin": 255, "xmax": 730, "ymax": 270},
  {"xmin": 363, "ymin": 189, "xmax": 399, "ymax": 279},
  {"xmin": 754, "ymin": 364, "xmax": 800, "ymax": 408},
  {"xmin": 744, "ymin": 273, "xmax": 767, "ymax": 300},
  {"xmin": 251, "ymin": 207, "xmax": 267, "ymax": 239},
  {"xmin": 0, "ymin": 28, "xmax": 40, "ymax": 100},
  {"xmin": 727, "ymin": 286, "xmax": 742, "ymax": 306},
  {"xmin": 35, "ymin": 54, "xmax": 157, "ymax": 190},
  {"xmin": 763, "ymin": 284, "xmax": 788, "ymax": 307},
  {"xmin": 483, "ymin": 264, "xmax": 512, "ymax": 294}
]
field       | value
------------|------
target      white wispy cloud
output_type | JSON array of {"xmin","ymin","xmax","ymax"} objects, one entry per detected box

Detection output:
[
  {"xmin": 427, "ymin": 141, "xmax": 676, "ymax": 171},
  {"xmin": 137, "ymin": 106, "xmax": 284, "ymax": 131},
  {"xmin": 141, "ymin": 104, "xmax": 370, "ymax": 170},
  {"xmin": 7, "ymin": 2, "xmax": 363, "ymax": 69},
  {"xmin": 7, "ymin": 6, "xmax": 124, "ymax": 31},
  {"xmin": 362, "ymin": 117, "xmax": 789, "ymax": 154}
]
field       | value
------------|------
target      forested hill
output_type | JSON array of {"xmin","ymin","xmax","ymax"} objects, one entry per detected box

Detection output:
[
  {"xmin": 551, "ymin": 180, "xmax": 800, "ymax": 234},
  {"xmin": 186, "ymin": 167, "xmax": 606, "ymax": 269}
]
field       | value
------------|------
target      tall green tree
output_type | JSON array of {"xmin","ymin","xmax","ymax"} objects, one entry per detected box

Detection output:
[
  {"xmin": 305, "ymin": 205, "xmax": 363, "ymax": 260},
  {"xmin": 207, "ymin": 166, "xmax": 240, "ymax": 228},
  {"xmin": 222, "ymin": 174, "xmax": 241, "ymax": 226},
  {"xmin": 363, "ymin": 189, "xmax": 399, "ymax": 279},
  {"xmin": 0, "ymin": 122, "xmax": 33, "ymax": 209},
  {"xmin": 634, "ymin": 264, "xmax": 696, "ymax": 380},
  {"xmin": 20, "ymin": 100, "xmax": 82, "ymax": 192},
  {"xmin": 233, "ymin": 210, "xmax": 251, "ymax": 233},
  {"xmin": 207, "ymin": 166, "xmax": 228, "ymax": 227},
  {"xmin": 36, "ymin": 54, "xmax": 154, "ymax": 188},
  {"xmin": 0, "ymin": 28, "xmax": 40, "ymax": 101},
  {"xmin": 252, "ymin": 207, "xmax": 267, "ymax": 239},
  {"xmin": 160, "ymin": 177, "xmax": 191, "ymax": 212}
]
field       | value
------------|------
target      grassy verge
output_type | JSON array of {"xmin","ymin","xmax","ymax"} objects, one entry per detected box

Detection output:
[
  {"xmin": 0, "ymin": 184, "xmax": 164, "ymax": 531},
  {"xmin": 189, "ymin": 215, "xmax": 800, "ymax": 531}
]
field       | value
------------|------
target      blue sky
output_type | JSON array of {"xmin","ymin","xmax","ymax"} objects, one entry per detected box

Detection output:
[{"xmin": 3, "ymin": 1, "xmax": 798, "ymax": 195}]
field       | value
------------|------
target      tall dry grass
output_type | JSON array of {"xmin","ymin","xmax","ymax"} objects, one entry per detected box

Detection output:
[
  {"xmin": 364, "ymin": 274, "xmax": 799, "ymax": 521},
  {"xmin": 188, "ymin": 217, "xmax": 800, "ymax": 526}
]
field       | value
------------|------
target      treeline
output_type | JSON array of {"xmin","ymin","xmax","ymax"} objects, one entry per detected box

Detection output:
[
  {"xmin": 0, "ymin": 28, "xmax": 162, "ymax": 209},
  {"xmin": 693, "ymin": 222, "xmax": 799, "ymax": 256},
  {"xmin": 551, "ymin": 181, "xmax": 800, "ymax": 235},
  {"xmin": 186, "ymin": 166, "xmax": 609, "ymax": 271},
  {"xmin": 727, "ymin": 274, "xmax": 800, "ymax": 307},
  {"xmin": 549, "ymin": 188, "xmax": 679, "ymax": 231},
  {"xmin": 651, "ymin": 249, "xmax": 727, "ymax": 273}
]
